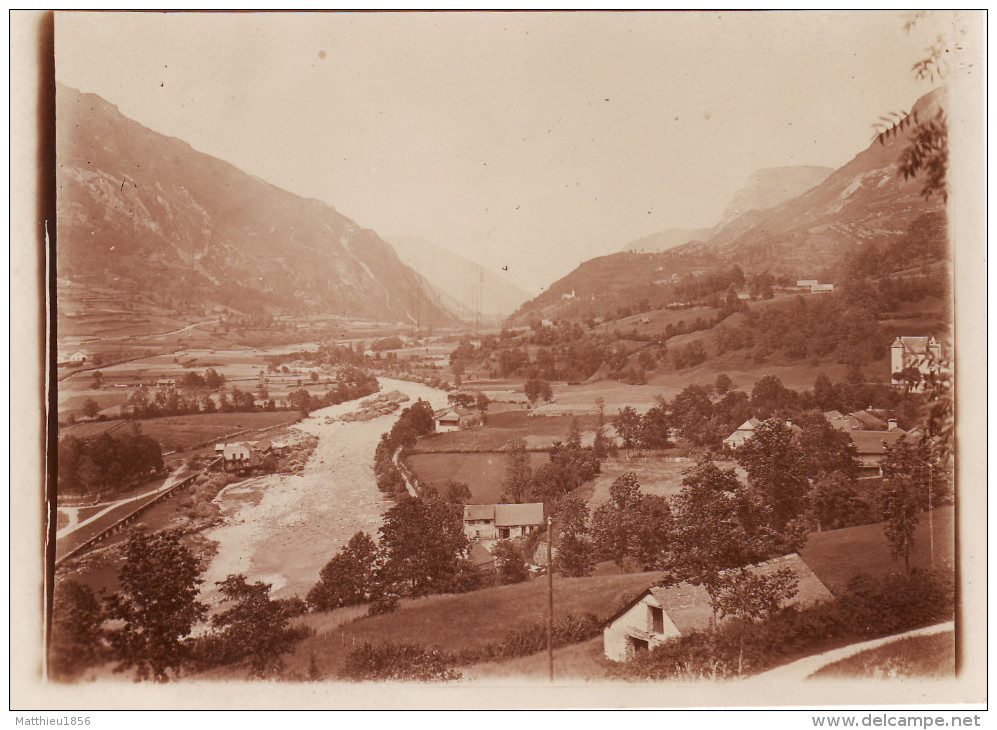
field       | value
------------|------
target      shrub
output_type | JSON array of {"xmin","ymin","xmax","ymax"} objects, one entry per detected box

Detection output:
[{"xmin": 341, "ymin": 640, "xmax": 461, "ymax": 682}]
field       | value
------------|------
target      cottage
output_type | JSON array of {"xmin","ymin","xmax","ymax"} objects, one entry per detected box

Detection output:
[
  {"xmin": 67, "ymin": 351, "xmax": 88, "ymax": 364},
  {"xmin": 221, "ymin": 442, "xmax": 260, "ymax": 471},
  {"xmin": 463, "ymin": 502, "xmax": 544, "ymax": 541},
  {"xmin": 603, "ymin": 553, "xmax": 833, "ymax": 662},
  {"xmin": 891, "ymin": 336, "xmax": 943, "ymax": 389},
  {"xmin": 826, "ymin": 409, "xmax": 889, "ymax": 432},
  {"xmin": 434, "ymin": 407, "xmax": 482, "ymax": 432},
  {"xmin": 848, "ymin": 428, "xmax": 908, "ymax": 478},
  {"xmin": 434, "ymin": 408, "xmax": 462, "ymax": 432},
  {"xmin": 722, "ymin": 417, "xmax": 762, "ymax": 450},
  {"xmin": 796, "ymin": 279, "xmax": 818, "ymax": 289}
]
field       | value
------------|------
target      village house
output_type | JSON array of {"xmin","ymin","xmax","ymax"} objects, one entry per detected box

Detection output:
[
  {"xmin": 848, "ymin": 428, "xmax": 908, "ymax": 478},
  {"xmin": 603, "ymin": 553, "xmax": 833, "ymax": 662},
  {"xmin": 826, "ymin": 409, "xmax": 889, "ymax": 432},
  {"xmin": 463, "ymin": 502, "xmax": 544, "ymax": 541},
  {"xmin": 722, "ymin": 417, "xmax": 762, "ymax": 450},
  {"xmin": 433, "ymin": 407, "xmax": 483, "ymax": 432},
  {"xmin": 891, "ymin": 336, "xmax": 943, "ymax": 389},
  {"xmin": 221, "ymin": 442, "xmax": 261, "ymax": 471}
]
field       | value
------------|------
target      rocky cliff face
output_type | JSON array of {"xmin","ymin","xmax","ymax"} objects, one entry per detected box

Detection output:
[{"xmin": 56, "ymin": 84, "xmax": 461, "ymax": 327}]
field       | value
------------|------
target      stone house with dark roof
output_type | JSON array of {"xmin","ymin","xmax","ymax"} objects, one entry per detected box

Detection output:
[
  {"xmin": 602, "ymin": 553, "xmax": 833, "ymax": 662},
  {"xmin": 463, "ymin": 502, "xmax": 544, "ymax": 541}
]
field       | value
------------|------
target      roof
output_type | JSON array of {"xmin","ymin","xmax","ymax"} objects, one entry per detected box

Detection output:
[
  {"xmin": 253, "ymin": 438, "xmax": 272, "ymax": 451},
  {"xmin": 849, "ymin": 410, "xmax": 888, "ymax": 430},
  {"xmin": 435, "ymin": 409, "xmax": 460, "ymax": 422},
  {"xmin": 891, "ymin": 336, "xmax": 938, "ymax": 354},
  {"xmin": 464, "ymin": 504, "xmax": 495, "ymax": 521},
  {"xmin": 822, "ymin": 410, "xmax": 844, "ymax": 420},
  {"xmin": 463, "ymin": 502, "xmax": 545, "ymax": 526},
  {"xmin": 495, "ymin": 502, "xmax": 544, "ymax": 527},
  {"xmin": 609, "ymin": 553, "xmax": 834, "ymax": 632},
  {"xmin": 848, "ymin": 429, "xmax": 907, "ymax": 455}
]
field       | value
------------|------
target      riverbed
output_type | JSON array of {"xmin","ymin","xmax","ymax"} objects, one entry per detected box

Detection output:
[{"xmin": 200, "ymin": 378, "xmax": 450, "ymax": 602}]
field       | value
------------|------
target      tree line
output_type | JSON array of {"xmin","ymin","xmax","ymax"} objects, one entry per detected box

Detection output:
[{"xmin": 58, "ymin": 424, "xmax": 163, "ymax": 498}]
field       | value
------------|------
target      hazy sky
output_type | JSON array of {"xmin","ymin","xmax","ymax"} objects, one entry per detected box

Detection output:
[{"xmin": 55, "ymin": 11, "xmax": 948, "ymax": 293}]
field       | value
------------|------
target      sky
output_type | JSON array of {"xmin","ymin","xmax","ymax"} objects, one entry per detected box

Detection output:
[{"xmin": 54, "ymin": 11, "xmax": 949, "ymax": 294}]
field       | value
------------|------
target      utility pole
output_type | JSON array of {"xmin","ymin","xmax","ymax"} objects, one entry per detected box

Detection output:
[
  {"xmin": 547, "ymin": 515, "xmax": 554, "ymax": 683},
  {"xmin": 928, "ymin": 467, "xmax": 935, "ymax": 570}
]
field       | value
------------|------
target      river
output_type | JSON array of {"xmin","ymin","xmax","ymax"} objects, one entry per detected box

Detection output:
[{"xmin": 200, "ymin": 377, "xmax": 450, "ymax": 602}]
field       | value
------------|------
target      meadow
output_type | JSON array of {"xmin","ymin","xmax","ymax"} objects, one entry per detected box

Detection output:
[{"xmin": 405, "ymin": 451, "xmax": 549, "ymax": 503}]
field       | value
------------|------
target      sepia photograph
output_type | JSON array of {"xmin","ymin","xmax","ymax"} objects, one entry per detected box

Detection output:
[{"xmin": 10, "ymin": 8, "xmax": 987, "ymax": 716}]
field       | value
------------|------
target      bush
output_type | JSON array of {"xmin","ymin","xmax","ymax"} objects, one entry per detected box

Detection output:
[{"xmin": 341, "ymin": 641, "xmax": 461, "ymax": 682}]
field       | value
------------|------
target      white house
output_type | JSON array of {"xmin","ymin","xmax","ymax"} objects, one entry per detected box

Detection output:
[
  {"xmin": 722, "ymin": 417, "xmax": 762, "ymax": 450},
  {"xmin": 434, "ymin": 408, "xmax": 462, "ymax": 432},
  {"xmin": 891, "ymin": 336, "xmax": 943, "ymax": 388},
  {"xmin": 603, "ymin": 554, "xmax": 833, "ymax": 662},
  {"xmin": 463, "ymin": 503, "xmax": 544, "ymax": 541}
]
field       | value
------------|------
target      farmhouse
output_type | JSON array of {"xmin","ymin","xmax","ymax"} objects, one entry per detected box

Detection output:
[
  {"xmin": 603, "ymin": 553, "xmax": 833, "ymax": 662},
  {"xmin": 826, "ymin": 409, "xmax": 889, "ymax": 432},
  {"xmin": 433, "ymin": 407, "xmax": 483, "ymax": 432},
  {"xmin": 221, "ymin": 442, "xmax": 261, "ymax": 471},
  {"xmin": 463, "ymin": 502, "xmax": 544, "ymax": 541},
  {"xmin": 848, "ymin": 428, "xmax": 908, "ymax": 478},
  {"xmin": 722, "ymin": 417, "xmax": 762, "ymax": 450},
  {"xmin": 891, "ymin": 336, "xmax": 943, "ymax": 389}
]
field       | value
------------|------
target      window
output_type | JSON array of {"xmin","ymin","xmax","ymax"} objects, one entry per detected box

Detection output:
[
  {"xmin": 628, "ymin": 636, "xmax": 649, "ymax": 654},
  {"xmin": 650, "ymin": 606, "xmax": 664, "ymax": 634}
]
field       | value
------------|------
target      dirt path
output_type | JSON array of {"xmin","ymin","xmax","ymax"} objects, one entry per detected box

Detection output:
[{"xmin": 744, "ymin": 621, "xmax": 955, "ymax": 682}]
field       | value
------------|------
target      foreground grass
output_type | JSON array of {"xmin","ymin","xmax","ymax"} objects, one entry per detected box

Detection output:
[
  {"xmin": 801, "ymin": 506, "xmax": 954, "ymax": 594},
  {"xmin": 281, "ymin": 571, "xmax": 660, "ymax": 680},
  {"xmin": 810, "ymin": 631, "xmax": 955, "ymax": 679}
]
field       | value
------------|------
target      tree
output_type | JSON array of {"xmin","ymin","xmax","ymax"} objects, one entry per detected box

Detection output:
[
  {"xmin": 551, "ymin": 495, "xmax": 594, "ymax": 577},
  {"xmin": 90, "ymin": 370, "xmax": 104, "ymax": 390},
  {"xmin": 668, "ymin": 457, "xmax": 782, "ymax": 583},
  {"xmin": 808, "ymin": 471, "xmax": 868, "ymax": 532},
  {"xmin": 208, "ymin": 574, "xmax": 310, "ymax": 677},
  {"xmin": 104, "ymin": 530, "xmax": 206, "ymax": 682},
  {"xmin": 736, "ymin": 420, "xmax": 810, "ymax": 532},
  {"xmin": 447, "ymin": 392, "xmax": 476, "ymax": 410},
  {"xmin": 669, "ymin": 384, "xmax": 715, "ymax": 444},
  {"xmin": 706, "ymin": 567, "xmax": 799, "ymax": 673},
  {"xmin": 441, "ymin": 480, "xmax": 472, "ymax": 506},
  {"xmin": 204, "ymin": 368, "xmax": 225, "ymax": 390},
  {"xmin": 750, "ymin": 375, "xmax": 798, "ymax": 420},
  {"xmin": 306, "ymin": 532, "xmax": 378, "ymax": 611},
  {"xmin": 49, "ymin": 581, "xmax": 105, "ymax": 681},
  {"xmin": 639, "ymin": 402, "xmax": 672, "ymax": 450},
  {"xmin": 501, "ymin": 438, "xmax": 533, "ymax": 504},
  {"xmin": 714, "ymin": 372, "xmax": 735, "ymax": 395},
  {"xmin": 612, "ymin": 406, "xmax": 642, "ymax": 454},
  {"xmin": 524, "ymin": 377, "xmax": 553, "ymax": 407},
  {"xmin": 794, "ymin": 416, "xmax": 861, "ymax": 481},
  {"xmin": 288, "ymin": 388, "xmax": 314, "ymax": 415},
  {"xmin": 879, "ymin": 436, "xmax": 943, "ymax": 572},
  {"xmin": 492, "ymin": 540, "xmax": 529, "ymax": 585},
  {"xmin": 591, "ymin": 472, "xmax": 671, "ymax": 572},
  {"xmin": 377, "ymin": 496, "xmax": 471, "ymax": 596},
  {"xmin": 82, "ymin": 398, "xmax": 101, "ymax": 419},
  {"xmin": 475, "ymin": 392, "xmax": 490, "ymax": 412}
]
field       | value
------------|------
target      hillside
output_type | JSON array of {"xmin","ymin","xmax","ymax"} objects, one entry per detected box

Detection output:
[
  {"xmin": 619, "ymin": 165, "xmax": 832, "ymax": 254},
  {"xmin": 512, "ymin": 88, "xmax": 947, "ymax": 326},
  {"xmin": 56, "ymin": 84, "xmax": 462, "ymax": 332},
  {"xmin": 386, "ymin": 234, "xmax": 532, "ymax": 319}
]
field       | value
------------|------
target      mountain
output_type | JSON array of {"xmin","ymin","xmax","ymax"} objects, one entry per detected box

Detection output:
[
  {"xmin": 385, "ymin": 235, "xmax": 532, "ymax": 319},
  {"xmin": 512, "ymin": 88, "xmax": 946, "ymax": 324},
  {"xmin": 55, "ymin": 83, "xmax": 461, "ymax": 329},
  {"xmin": 619, "ymin": 166, "xmax": 832, "ymax": 254},
  {"xmin": 714, "ymin": 166, "xmax": 834, "ymax": 230}
]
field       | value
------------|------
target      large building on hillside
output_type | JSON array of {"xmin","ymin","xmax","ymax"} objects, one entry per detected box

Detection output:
[{"xmin": 891, "ymin": 336, "xmax": 943, "ymax": 388}]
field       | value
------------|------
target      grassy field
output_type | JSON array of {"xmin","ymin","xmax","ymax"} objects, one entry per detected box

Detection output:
[
  {"xmin": 585, "ymin": 455, "xmax": 699, "ymax": 510},
  {"xmin": 283, "ymin": 570, "xmax": 661, "ymax": 679},
  {"xmin": 414, "ymin": 411, "xmax": 600, "ymax": 453},
  {"xmin": 801, "ymin": 506, "xmax": 954, "ymax": 594},
  {"xmin": 61, "ymin": 411, "xmax": 301, "ymax": 453},
  {"xmin": 406, "ymin": 452, "xmax": 549, "ymax": 503},
  {"xmin": 810, "ymin": 631, "xmax": 955, "ymax": 679},
  {"xmin": 464, "ymin": 636, "xmax": 610, "ymax": 681}
]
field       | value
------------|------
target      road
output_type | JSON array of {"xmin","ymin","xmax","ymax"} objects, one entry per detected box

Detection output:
[{"xmin": 55, "ymin": 466, "xmax": 190, "ymax": 563}]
